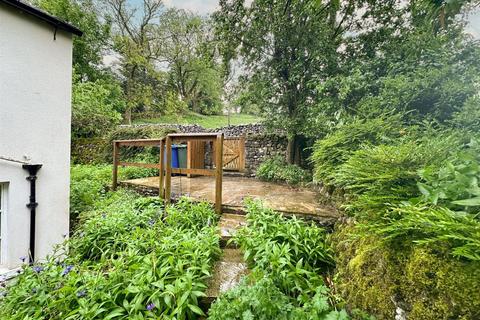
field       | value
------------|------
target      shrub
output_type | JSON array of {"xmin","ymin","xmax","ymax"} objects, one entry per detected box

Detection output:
[
  {"xmin": 235, "ymin": 201, "xmax": 334, "ymax": 300},
  {"xmin": 72, "ymin": 80, "xmax": 124, "ymax": 138},
  {"xmin": 256, "ymin": 156, "xmax": 312, "ymax": 185},
  {"xmin": 70, "ymin": 165, "xmax": 157, "ymax": 228},
  {"xmin": 311, "ymin": 115, "xmax": 404, "ymax": 186},
  {"xmin": 208, "ymin": 277, "xmax": 350, "ymax": 320},
  {"xmin": 417, "ymin": 138, "xmax": 480, "ymax": 214},
  {"xmin": 359, "ymin": 203, "xmax": 480, "ymax": 261},
  {"xmin": 327, "ymin": 130, "xmax": 462, "ymax": 214},
  {"xmin": 0, "ymin": 196, "xmax": 220, "ymax": 320}
]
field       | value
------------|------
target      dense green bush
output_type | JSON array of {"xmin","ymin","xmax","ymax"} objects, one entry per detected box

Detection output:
[
  {"xmin": 418, "ymin": 138, "xmax": 480, "ymax": 214},
  {"xmin": 256, "ymin": 156, "xmax": 312, "ymax": 185},
  {"xmin": 208, "ymin": 201, "xmax": 352, "ymax": 319},
  {"xmin": 359, "ymin": 203, "xmax": 480, "ymax": 261},
  {"xmin": 311, "ymin": 115, "xmax": 403, "ymax": 186},
  {"xmin": 72, "ymin": 80, "xmax": 124, "ymax": 138},
  {"xmin": 208, "ymin": 277, "xmax": 350, "ymax": 320},
  {"xmin": 0, "ymin": 196, "xmax": 220, "ymax": 320},
  {"xmin": 70, "ymin": 165, "xmax": 156, "ymax": 228},
  {"xmin": 333, "ymin": 132, "xmax": 460, "ymax": 213}
]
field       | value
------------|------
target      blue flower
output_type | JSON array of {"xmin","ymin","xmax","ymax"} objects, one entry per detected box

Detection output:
[
  {"xmin": 61, "ymin": 265, "xmax": 73, "ymax": 276},
  {"xmin": 77, "ymin": 290, "xmax": 87, "ymax": 298},
  {"xmin": 33, "ymin": 266, "xmax": 44, "ymax": 273},
  {"xmin": 146, "ymin": 303, "xmax": 155, "ymax": 311},
  {"xmin": 19, "ymin": 256, "xmax": 27, "ymax": 263},
  {"xmin": 148, "ymin": 219, "xmax": 155, "ymax": 226}
]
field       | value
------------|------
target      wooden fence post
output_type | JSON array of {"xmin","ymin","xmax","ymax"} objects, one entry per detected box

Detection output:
[
  {"xmin": 159, "ymin": 139, "xmax": 165, "ymax": 199},
  {"xmin": 165, "ymin": 136, "xmax": 172, "ymax": 203},
  {"xmin": 215, "ymin": 134, "xmax": 224, "ymax": 214},
  {"xmin": 112, "ymin": 141, "xmax": 119, "ymax": 190}
]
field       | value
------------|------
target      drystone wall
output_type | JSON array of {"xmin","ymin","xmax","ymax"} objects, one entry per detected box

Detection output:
[{"xmin": 73, "ymin": 123, "xmax": 288, "ymax": 174}]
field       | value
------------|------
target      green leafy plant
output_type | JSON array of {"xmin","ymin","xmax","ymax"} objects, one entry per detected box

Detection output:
[
  {"xmin": 418, "ymin": 140, "xmax": 480, "ymax": 214},
  {"xmin": 359, "ymin": 203, "xmax": 480, "ymax": 261},
  {"xmin": 208, "ymin": 277, "xmax": 350, "ymax": 320},
  {"xmin": 256, "ymin": 156, "xmax": 312, "ymax": 186},
  {"xmin": 311, "ymin": 116, "xmax": 404, "ymax": 187},
  {"xmin": 0, "ymin": 196, "xmax": 220, "ymax": 320}
]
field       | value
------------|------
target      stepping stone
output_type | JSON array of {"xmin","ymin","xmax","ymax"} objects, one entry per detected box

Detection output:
[
  {"xmin": 218, "ymin": 213, "xmax": 246, "ymax": 248},
  {"xmin": 201, "ymin": 248, "xmax": 248, "ymax": 309}
]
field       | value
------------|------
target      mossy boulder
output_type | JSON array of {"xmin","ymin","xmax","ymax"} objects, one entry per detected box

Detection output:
[{"xmin": 333, "ymin": 223, "xmax": 480, "ymax": 320}]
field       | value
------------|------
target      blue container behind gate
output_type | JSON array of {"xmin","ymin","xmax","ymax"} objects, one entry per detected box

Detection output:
[{"xmin": 164, "ymin": 145, "xmax": 180, "ymax": 168}]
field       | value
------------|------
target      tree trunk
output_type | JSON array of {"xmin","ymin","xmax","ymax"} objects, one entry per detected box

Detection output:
[{"xmin": 286, "ymin": 134, "xmax": 302, "ymax": 165}]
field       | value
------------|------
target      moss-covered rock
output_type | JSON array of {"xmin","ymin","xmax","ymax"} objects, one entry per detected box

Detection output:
[
  {"xmin": 402, "ymin": 247, "xmax": 480, "ymax": 320},
  {"xmin": 333, "ymin": 223, "xmax": 480, "ymax": 320}
]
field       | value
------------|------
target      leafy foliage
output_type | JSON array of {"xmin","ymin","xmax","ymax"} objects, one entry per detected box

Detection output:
[
  {"xmin": 33, "ymin": 0, "xmax": 111, "ymax": 81},
  {"xmin": 70, "ymin": 165, "xmax": 155, "ymax": 227},
  {"xmin": 256, "ymin": 156, "xmax": 312, "ymax": 186},
  {"xmin": 418, "ymin": 138, "xmax": 480, "ymax": 213},
  {"xmin": 208, "ymin": 277, "xmax": 350, "ymax": 320},
  {"xmin": 72, "ymin": 80, "xmax": 124, "ymax": 138},
  {"xmin": 0, "ymin": 195, "xmax": 220, "ymax": 320},
  {"xmin": 311, "ymin": 116, "xmax": 403, "ymax": 186},
  {"xmin": 209, "ymin": 201, "xmax": 350, "ymax": 319},
  {"xmin": 360, "ymin": 203, "xmax": 480, "ymax": 261}
]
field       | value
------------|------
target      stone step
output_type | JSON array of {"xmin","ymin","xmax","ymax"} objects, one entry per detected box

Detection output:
[
  {"xmin": 201, "ymin": 248, "xmax": 248, "ymax": 311},
  {"xmin": 218, "ymin": 213, "xmax": 246, "ymax": 248}
]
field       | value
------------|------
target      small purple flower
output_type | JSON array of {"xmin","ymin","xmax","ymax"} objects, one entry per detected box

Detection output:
[
  {"xmin": 32, "ymin": 266, "xmax": 44, "ymax": 273},
  {"xmin": 146, "ymin": 303, "xmax": 155, "ymax": 311},
  {"xmin": 19, "ymin": 256, "xmax": 27, "ymax": 263},
  {"xmin": 77, "ymin": 290, "xmax": 87, "ymax": 298},
  {"xmin": 148, "ymin": 219, "xmax": 155, "ymax": 226},
  {"xmin": 61, "ymin": 265, "xmax": 73, "ymax": 276}
]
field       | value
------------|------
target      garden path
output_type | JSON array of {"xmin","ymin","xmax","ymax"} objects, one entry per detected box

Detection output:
[
  {"xmin": 201, "ymin": 213, "xmax": 248, "ymax": 312},
  {"xmin": 121, "ymin": 176, "xmax": 338, "ymax": 225}
]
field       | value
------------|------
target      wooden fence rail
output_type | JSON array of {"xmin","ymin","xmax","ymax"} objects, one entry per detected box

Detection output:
[{"xmin": 112, "ymin": 133, "xmax": 224, "ymax": 213}]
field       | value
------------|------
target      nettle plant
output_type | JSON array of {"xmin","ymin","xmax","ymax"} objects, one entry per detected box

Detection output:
[{"xmin": 0, "ymin": 196, "xmax": 220, "ymax": 320}]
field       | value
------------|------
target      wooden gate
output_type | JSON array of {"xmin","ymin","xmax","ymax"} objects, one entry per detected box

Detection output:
[{"xmin": 221, "ymin": 136, "xmax": 245, "ymax": 171}]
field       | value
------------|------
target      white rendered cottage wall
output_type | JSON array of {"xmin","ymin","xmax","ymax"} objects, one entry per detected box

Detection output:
[{"xmin": 0, "ymin": 4, "xmax": 72, "ymax": 269}]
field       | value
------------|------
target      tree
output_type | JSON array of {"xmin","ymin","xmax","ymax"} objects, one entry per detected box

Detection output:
[
  {"xmin": 156, "ymin": 9, "xmax": 223, "ymax": 114},
  {"xmin": 106, "ymin": 0, "xmax": 165, "ymax": 124},
  {"xmin": 214, "ymin": 0, "xmax": 366, "ymax": 165},
  {"xmin": 33, "ymin": 0, "xmax": 111, "ymax": 81}
]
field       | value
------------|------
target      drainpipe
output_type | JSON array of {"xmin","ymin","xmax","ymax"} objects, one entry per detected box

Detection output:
[{"xmin": 22, "ymin": 164, "xmax": 42, "ymax": 264}]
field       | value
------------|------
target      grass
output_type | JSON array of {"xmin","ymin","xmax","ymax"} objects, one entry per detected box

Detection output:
[{"xmin": 133, "ymin": 111, "xmax": 261, "ymax": 129}]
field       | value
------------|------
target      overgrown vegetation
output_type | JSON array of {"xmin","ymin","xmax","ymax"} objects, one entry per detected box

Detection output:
[
  {"xmin": 256, "ymin": 156, "xmax": 312, "ymax": 186},
  {"xmin": 208, "ymin": 201, "xmax": 354, "ymax": 319},
  {"xmin": 70, "ymin": 165, "xmax": 154, "ymax": 227},
  {"xmin": 0, "ymin": 192, "xmax": 220, "ymax": 319}
]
